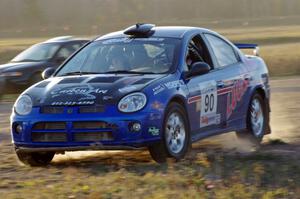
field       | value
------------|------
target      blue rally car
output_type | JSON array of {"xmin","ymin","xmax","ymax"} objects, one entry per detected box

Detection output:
[{"xmin": 11, "ymin": 24, "xmax": 271, "ymax": 166}]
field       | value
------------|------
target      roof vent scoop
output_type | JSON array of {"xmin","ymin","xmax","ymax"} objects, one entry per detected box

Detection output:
[{"xmin": 124, "ymin": 23, "xmax": 155, "ymax": 37}]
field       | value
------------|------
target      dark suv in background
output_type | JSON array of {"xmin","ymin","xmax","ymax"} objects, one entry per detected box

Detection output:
[{"xmin": 0, "ymin": 36, "xmax": 89, "ymax": 95}]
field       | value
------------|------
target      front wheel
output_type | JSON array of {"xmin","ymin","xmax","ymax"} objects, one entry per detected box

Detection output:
[
  {"xmin": 148, "ymin": 102, "xmax": 190, "ymax": 163},
  {"xmin": 236, "ymin": 93, "xmax": 267, "ymax": 145},
  {"xmin": 16, "ymin": 150, "xmax": 55, "ymax": 166}
]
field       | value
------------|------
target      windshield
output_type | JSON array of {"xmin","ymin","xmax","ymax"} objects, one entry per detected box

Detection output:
[
  {"xmin": 12, "ymin": 43, "xmax": 60, "ymax": 62},
  {"xmin": 56, "ymin": 37, "xmax": 179, "ymax": 76}
]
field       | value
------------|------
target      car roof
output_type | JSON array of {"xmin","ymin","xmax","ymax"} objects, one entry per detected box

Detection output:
[
  {"xmin": 97, "ymin": 26, "xmax": 213, "ymax": 40},
  {"xmin": 42, "ymin": 36, "xmax": 89, "ymax": 44}
]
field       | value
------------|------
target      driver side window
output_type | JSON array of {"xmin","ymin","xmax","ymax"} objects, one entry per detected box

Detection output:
[{"xmin": 184, "ymin": 35, "xmax": 213, "ymax": 72}]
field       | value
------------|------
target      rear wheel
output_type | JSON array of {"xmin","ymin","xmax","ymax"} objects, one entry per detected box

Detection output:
[
  {"xmin": 148, "ymin": 102, "xmax": 190, "ymax": 163},
  {"xmin": 16, "ymin": 150, "xmax": 55, "ymax": 166},
  {"xmin": 236, "ymin": 93, "xmax": 267, "ymax": 145}
]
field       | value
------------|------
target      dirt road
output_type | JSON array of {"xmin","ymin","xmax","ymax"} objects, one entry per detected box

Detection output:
[{"xmin": 0, "ymin": 77, "xmax": 299, "ymax": 198}]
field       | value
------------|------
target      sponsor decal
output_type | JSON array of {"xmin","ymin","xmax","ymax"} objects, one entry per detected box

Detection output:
[
  {"xmin": 164, "ymin": 80, "xmax": 184, "ymax": 89},
  {"xmin": 149, "ymin": 113, "xmax": 162, "ymax": 120},
  {"xmin": 50, "ymin": 84, "xmax": 108, "ymax": 101},
  {"xmin": 200, "ymin": 114, "xmax": 221, "ymax": 127},
  {"xmin": 51, "ymin": 101, "xmax": 94, "ymax": 106},
  {"xmin": 217, "ymin": 87, "xmax": 233, "ymax": 95},
  {"xmin": 148, "ymin": 127, "xmax": 160, "ymax": 136},
  {"xmin": 151, "ymin": 101, "xmax": 164, "ymax": 111},
  {"xmin": 153, "ymin": 80, "xmax": 184, "ymax": 95},
  {"xmin": 102, "ymin": 37, "xmax": 164, "ymax": 45},
  {"xmin": 226, "ymin": 79, "xmax": 249, "ymax": 119},
  {"xmin": 153, "ymin": 84, "xmax": 166, "ymax": 95},
  {"xmin": 188, "ymin": 95, "xmax": 201, "ymax": 104}
]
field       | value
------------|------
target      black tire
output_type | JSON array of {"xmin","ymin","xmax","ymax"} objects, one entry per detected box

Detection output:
[
  {"xmin": 236, "ymin": 93, "xmax": 267, "ymax": 145},
  {"xmin": 148, "ymin": 102, "xmax": 191, "ymax": 163},
  {"xmin": 16, "ymin": 150, "xmax": 55, "ymax": 166}
]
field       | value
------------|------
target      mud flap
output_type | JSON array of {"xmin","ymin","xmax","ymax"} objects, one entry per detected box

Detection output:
[{"xmin": 265, "ymin": 98, "xmax": 271, "ymax": 135}]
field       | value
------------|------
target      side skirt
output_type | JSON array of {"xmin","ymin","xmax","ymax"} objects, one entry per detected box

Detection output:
[{"xmin": 191, "ymin": 118, "xmax": 246, "ymax": 143}]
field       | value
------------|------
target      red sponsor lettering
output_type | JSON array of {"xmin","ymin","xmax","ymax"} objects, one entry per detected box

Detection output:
[{"xmin": 226, "ymin": 79, "xmax": 249, "ymax": 119}]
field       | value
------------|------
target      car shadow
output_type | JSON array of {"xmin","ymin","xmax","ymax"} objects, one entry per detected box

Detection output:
[{"xmin": 51, "ymin": 150, "xmax": 169, "ymax": 174}]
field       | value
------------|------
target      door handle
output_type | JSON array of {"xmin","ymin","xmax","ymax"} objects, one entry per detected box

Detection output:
[
  {"xmin": 217, "ymin": 81, "xmax": 225, "ymax": 88},
  {"xmin": 244, "ymin": 74, "xmax": 252, "ymax": 81}
]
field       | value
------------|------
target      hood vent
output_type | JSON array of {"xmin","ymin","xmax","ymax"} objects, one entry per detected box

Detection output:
[
  {"xmin": 88, "ymin": 76, "xmax": 121, "ymax": 83},
  {"xmin": 58, "ymin": 77, "xmax": 86, "ymax": 84}
]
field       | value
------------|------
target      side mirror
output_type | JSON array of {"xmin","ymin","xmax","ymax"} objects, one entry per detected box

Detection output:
[
  {"xmin": 185, "ymin": 62, "xmax": 210, "ymax": 78},
  {"xmin": 42, "ymin": 67, "xmax": 55, "ymax": 79}
]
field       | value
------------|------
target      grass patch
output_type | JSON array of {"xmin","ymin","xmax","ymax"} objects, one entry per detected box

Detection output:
[{"xmin": 1, "ymin": 150, "xmax": 299, "ymax": 199}]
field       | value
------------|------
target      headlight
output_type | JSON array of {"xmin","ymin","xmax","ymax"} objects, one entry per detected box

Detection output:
[
  {"xmin": 0, "ymin": 72, "xmax": 23, "ymax": 77},
  {"xmin": 14, "ymin": 95, "xmax": 33, "ymax": 115},
  {"xmin": 118, "ymin": 92, "xmax": 147, "ymax": 113}
]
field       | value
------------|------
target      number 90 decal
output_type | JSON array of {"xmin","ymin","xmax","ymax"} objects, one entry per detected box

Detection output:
[
  {"xmin": 204, "ymin": 93, "xmax": 215, "ymax": 112},
  {"xmin": 199, "ymin": 81, "xmax": 218, "ymax": 127}
]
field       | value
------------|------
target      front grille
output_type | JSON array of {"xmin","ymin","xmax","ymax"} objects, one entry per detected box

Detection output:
[
  {"xmin": 32, "ymin": 132, "xmax": 67, "ymax": 142},
  {"xmin": 73, "ymin": 132, "xmax": 113, "ymax": 142},
  {"xmin": 79, "ymin": 106, "xmax": 105, "ymax": 113},
  {"xmin": 33, "ymin": 122, "xmax": 66, "ymax": 130},
  {"xmin": 31, "ymin": 121, "xmax": 115, "ymax": 143},
  {"xmin": 41, "ymin": 107, "xmax": 64, "ymax": 114},
  {"xmin": 73, "ymin": 121, "xmax": 108, "ymax": 129}
]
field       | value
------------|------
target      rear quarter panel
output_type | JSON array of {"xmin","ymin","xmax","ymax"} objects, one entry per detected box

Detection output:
[{"xmin": 240, "ymin": 55, "xmax": 270, "ymax": 122}]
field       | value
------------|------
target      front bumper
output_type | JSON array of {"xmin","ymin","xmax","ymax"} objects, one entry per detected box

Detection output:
[
  {"xmin": 11, "ymin": 105, "xmax": 163, "ymax": 152},
  {"xmin": 15, "ymin": 145, "xmax": 145, "ymax": 153}
]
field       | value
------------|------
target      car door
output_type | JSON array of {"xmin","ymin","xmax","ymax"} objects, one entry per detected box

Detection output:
[
  {"xmin": 184, "ymin": 34, "xmax": 226, "ymax": 138},
  {"xmin": 185, "ymin": 32, "xmax": 248, "ymax": 140},
  {"xmin": 203, "ymin": 33, "xmax": 248, "ymax": 130}
]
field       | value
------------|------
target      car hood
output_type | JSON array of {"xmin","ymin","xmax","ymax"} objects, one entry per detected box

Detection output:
[
  {"xmin": 25, "ymin": 74, "xmax": 165, "ymax": 106},
  {"xmin": 0, "ymin": 62, "xmax": 44, "ymax": 72}
]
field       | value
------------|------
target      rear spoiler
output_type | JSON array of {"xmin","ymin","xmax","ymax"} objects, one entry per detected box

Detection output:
[{"xmin": 234, "ymin": 43, "xmax": 260, "ymax": 56}]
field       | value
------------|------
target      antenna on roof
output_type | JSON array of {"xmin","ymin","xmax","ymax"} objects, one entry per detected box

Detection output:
[{"xmin": 124, "ymin": 23, "xmax": 155, "ymax": 37}]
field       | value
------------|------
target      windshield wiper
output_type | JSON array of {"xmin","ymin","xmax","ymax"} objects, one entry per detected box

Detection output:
[
  {"xmin": 104, "ymin": 70, "xmax": 156, "ymax": 74},
  {"xmin": 59, "ymin": 71, "xmax": 101, "ymax": 76}
]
